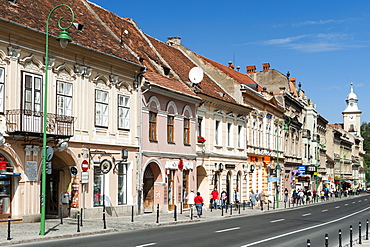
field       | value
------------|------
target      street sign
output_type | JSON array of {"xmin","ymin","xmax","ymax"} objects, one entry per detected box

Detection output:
[
  {"xmin": 46, "ymin": 161, "xmax": 52, "ymax": 175},
  {"xmin": 46, "ymin": 145, "xmax": 54, "ymax": 162},
  {"xmin": 268, "ymin": 176, "xmax": 279, "ymax": 182},
  {"xmin": 70, "ymin": 166, "xmax": 78, "ymax": 176},
  {"xmin": 81, "ymin": 160, "xmax": 89, "ymax": 172},
  {"xmin": 81, "ymin": 171, "xmax": 89, "ymax": 183}
]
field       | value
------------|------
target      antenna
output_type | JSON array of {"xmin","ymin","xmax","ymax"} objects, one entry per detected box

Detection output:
[{"xmin": 189, "ymin": 67, "xmax": 204, "ymax": 84}]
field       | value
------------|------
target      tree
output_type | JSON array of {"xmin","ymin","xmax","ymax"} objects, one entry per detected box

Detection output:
[{"xmin": 360, "ymin": 122, "xmax": 370, "ymax": 183}]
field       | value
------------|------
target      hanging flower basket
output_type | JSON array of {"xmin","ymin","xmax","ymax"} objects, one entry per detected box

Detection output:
[{"xmin": 197, "ymin": 136, "xmax": 206, "ymax": 143}]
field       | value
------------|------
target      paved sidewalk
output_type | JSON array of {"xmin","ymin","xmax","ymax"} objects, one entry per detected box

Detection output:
[{"xmin": 0, "ymin": 195, "xmax": 367, "ymax": 246}]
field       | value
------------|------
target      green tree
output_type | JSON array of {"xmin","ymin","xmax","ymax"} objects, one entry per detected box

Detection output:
[{"xmin": 360, "ymin": 122, "xmax": 370, "ymax": 183}]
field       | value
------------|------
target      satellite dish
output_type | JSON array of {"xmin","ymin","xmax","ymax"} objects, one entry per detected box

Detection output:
[{"xmin": 189, "ymin": 67, "xmax": 203, "ymax": 84}]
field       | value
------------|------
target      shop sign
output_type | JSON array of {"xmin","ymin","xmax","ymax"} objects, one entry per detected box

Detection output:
[
  {"xmin": 225, "ymin": 164, "xmax": 235, "ymax": 169},
  {"xmin": 165, "ymin": 161, "xmax": 178, "ymax": 169},
  {"xmin": 184, "ymin": 162, "xmax": 193, "ymax": 170}
]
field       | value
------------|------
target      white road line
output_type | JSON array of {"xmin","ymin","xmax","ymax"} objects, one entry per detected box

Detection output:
[
  {"xmin": 136, "ymin": 243, "xmax": 156, "ymax": 247},
  {"xmin": 322, "ymin": 209, "xmax": 328, "ymax": 212},
  {"xmin": 352, "ymin": 202, "xmax": 356, "ymax": 204},
  {"xmin": 345, "ymin": 204, "xmax": 348, "ymax": 206},
  {"xmin": 359, "ymin": 200, "xmax": 362, "ymax": 202},
  {"xmin": 241, "ymin": 206, "xmax": 370, "ymax": 247},
  {"xmin": 335, "ymin": 206, "xmax": 340, "ymax": 209},
  {"xmin": 215, "ymin": 227, "xmax": 241, "ymax": 233},
  {"xmin": 271, "ymin": 219, "xmax": 285, "ymax": 223},
  {"xmin": 302, "ymin": 213, "xmax": 311, "ymax": 217}
]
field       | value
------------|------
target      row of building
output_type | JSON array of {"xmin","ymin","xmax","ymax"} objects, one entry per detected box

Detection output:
[{"xmin": 0, "ymin": 0, "xmax": 364, "ymax": 222}]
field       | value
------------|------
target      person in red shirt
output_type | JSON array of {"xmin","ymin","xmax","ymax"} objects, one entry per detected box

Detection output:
[
  {"xmin": 210, "ymin": 188, "xmax": 219, "ymax": 209},
  {"xmin": 194, "ymin": 192, "xmax": 204, "ymax": 218}
]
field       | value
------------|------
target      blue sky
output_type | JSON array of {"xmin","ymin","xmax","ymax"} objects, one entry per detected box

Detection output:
[{"xmin": 91, "ymin": 0, "xmax": 370, "ymax": 124}]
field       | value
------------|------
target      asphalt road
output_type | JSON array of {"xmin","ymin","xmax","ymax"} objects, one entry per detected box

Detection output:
[{"xmin": 15, "ymin": 195, "xmax": 370, "ymax": 247}]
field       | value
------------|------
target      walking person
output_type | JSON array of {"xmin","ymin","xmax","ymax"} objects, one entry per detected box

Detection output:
[
  {"xmin": 220, "ymin": 190, "xmax": 227, "ymax": 209},
  {"xmin": 194, "ymin": 192, "xmax": 204, "ymax": 218},
  {"xmin": 210, "ymin": 188, "xmax": 219, "ymax": 209},
  {"xmin": 186, "ymin": 189, "xmax": 196, "ymax": 217},
  {"xmin": 233, "ymin": 189, "xmax": 240, "ymax": 209},
  {"xmin": 284, "ymin": 188, "xmax": 289, "ymax": 202},
  {"xmin": 258, "ymin": 191, "xmax": 266, "ymax": 211},
  {"xmin": 250, "ymin": 190, "xmax": 257, "ymax": 209}
]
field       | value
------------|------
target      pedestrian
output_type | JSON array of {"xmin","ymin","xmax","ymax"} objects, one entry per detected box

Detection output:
[
  {"xmin": 210, "ymin": 188, "xmax": 219, "ymax": 209},
  {"xmin": 186, "ymin": 189, "xmax": 196, "ymax": 217},
  {"xmin": 258, "ymin": 191, "xmax": 266, "ymax": 211},
  {"xmin": 298, "ymin": 190, "xmax": 304, "ymax": 204},
  {"xmin": 220, "ymin": 190, "xmax": 227, "ymax": 209},
  {"xmin": 233, "ymin": 189, "xmax": 240, "ymax": 209},
  {"xmin": 284, "ymin": 188, "xmax": 289, "ymax": 202},
  {"xmin": 194, "ymin": 192, "xmax": 204, "ymax": 218},
  {"xmin": 250, "ymin": 190, "xmax": 257, "ymax": 209},
  {"xmin": 292, "ymin": 189, "xmax": 297, "ymax": 204},
  {"xmin": 312, "ymin": 189, "xmax": 317, "ymax": 202}
]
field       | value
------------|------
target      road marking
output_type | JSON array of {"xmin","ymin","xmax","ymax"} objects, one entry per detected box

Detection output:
[
  {"xmin": 215, "ymin": 227, "xmax": 241, "ymax": 233},
  {"xmin": 352, "ymin": 202, "xmax": 356, "ymax": 204},
  {"xmin": 302, "ymin": 213, "xmax": 311, "ymax": 217},
  {"xmin": 136, "ymin": 243, "xmax": 156, "ymax": 247},
  {"xmin": 271, "ymin": 219, "xmax": 285, "ymax": 223},
  {"xmin": 359, "ymin": 200, "xmax": 362, "ymax": 202},
  {"xmin": 335, "ymin": 206, "xmax": 340, "ymax": 209},
  {"xmin": 241, "ymin": 206, "xmax": 370, "ymax": 247},
  {"xmin": 322, "ymin": 209, "xmax": 328, "ymax": 212},
  {"xmin": 345, "ymin": 204, "xmax": 348, "ymax": 206}
]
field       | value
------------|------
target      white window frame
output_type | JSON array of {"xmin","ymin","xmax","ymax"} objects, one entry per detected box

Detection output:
[
  {"xmin": 56, "ymin": 81, "xmax": 72, "ymax": 116},
  {"xmin": 215, "ymin": 119, "xmax": 222, "ymax": 146},
  {"xmin": 118, "ymin": 94, "xmax": 130, "ymax": 130},
  {"xmin": 95, "ymin": 90, "xmax": 109, "ymax": 127},
  {"xmin": 0, "ymin": 68, "xmax": 4, "ymax": 113}
]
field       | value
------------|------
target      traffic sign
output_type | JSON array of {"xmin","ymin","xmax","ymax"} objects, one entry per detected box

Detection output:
[
  {"xmin": 70, "ymin": 166, "xmax": 78, "ymax": 176},
  {"xmin": 81, "ymin": 160, "xmax": 89, "ymax": 172},
  {"xmin": 81, "ymin": 171, "xmax": 89, "ymax": 183}
]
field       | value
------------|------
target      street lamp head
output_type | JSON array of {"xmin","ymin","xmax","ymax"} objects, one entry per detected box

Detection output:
[{"xmin": 56, "ymin": 30, "xmax": 71, "ymax": 49}]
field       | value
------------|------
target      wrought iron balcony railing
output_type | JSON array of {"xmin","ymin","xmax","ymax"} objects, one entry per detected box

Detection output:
[{"xmin": 5, "ymin": 109, "xmax": 75, "ymax": 138}]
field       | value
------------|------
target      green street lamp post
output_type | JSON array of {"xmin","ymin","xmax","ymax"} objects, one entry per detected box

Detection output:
[
  {"xmin": 41, "ymin": 4, "xmax": 74, "ymax": 236},
  {"xmin": 275, "ymin": 114, "xmax": 290, "ymax": 209}
]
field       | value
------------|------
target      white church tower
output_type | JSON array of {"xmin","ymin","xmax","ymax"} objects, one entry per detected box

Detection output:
[{"xmin": 342, "ymin": 83, "xmax": 362, "ymax": 136}]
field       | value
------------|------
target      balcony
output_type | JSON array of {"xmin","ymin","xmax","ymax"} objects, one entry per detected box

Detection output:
[{"xmin": 5, "ymin": 109, "xmax": 75, "ymax": 138}]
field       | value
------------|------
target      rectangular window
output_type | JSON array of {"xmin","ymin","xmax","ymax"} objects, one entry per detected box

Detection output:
[
  {"xmin": 0, "ymin": 68, "xmax": 4, "ymax": 113},
  {"xmin": 215, "ymin": 120, "xmax": 220, "ymax": 145},
  {"xmin": 117, "ymin": 163, "xmax": 127, "ymax": 205},
  {"xmin": 95, "ymin": 90, "xmax": 109, "ymax": 127},
  {"xmin": 183, "ymin": 118, "xmax": 190, "ymax": 145},
  {"xmin": 93, "ymin": 166, "xmax": 103, "ymax": 207},
  {"xmin": 149, "ymin": 112, "xmax": 157, "ymax": 141},
  {"xmin": 57, "ymin": 81, "xmax": 72, "ymax": 116},
  {"xmin": 238, "ymin": 125, "xmax": 242, "ymax": 148},
  {"xmin": 167, "ymin": 115, "xmax": 174, "ymax": 143},
  {"xmin": 227, "ymin": 122, "xmax": 232, "ymax": 146},
  {"xmin": 197, "ymin": 117, "xmax": 203, "ymax": 138},
  {"xmin": 23, "ymin": 72, "xmax": 42, "ymax": 113},
  {"xmin": 118, "ymin": 95, "xmax": 130, "ymax": 129}
]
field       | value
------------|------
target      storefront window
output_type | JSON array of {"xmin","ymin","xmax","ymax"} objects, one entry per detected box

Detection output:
[
  {"xmin": 93, "ymin": 166, "xmax": 103, "ymax": 207},
  {"xmin": 168, "ymin": 171, "xmax": 174, "ymax": 205},
  {"xmin": 182, "ymin": 171, "xmax": 188, "ymax": 204},
  {"xmin": 118, "ymin": 163, "xmax": 127, "ymax": 205}
]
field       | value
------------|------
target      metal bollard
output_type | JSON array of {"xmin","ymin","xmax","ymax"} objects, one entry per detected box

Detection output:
[
  {"xmin": 307, "ymin": 239, "xmax": 310, "ymax": 247},
  {"xmin": 131, "ymin": 205, "xmax": 134, "ymax": 222},
  {"xmin": 103, "ymin": 211, "xmax": 106, "ymax": 229},
  {"xmin": 339, "ymin": 229, "xmax": 342, "ymax": 247},
  {"xmin": 190, "ymin": 207, "xmax": 193, "ymax": 220},
  {"xmin": 359, "ymin": 222, "xmax": 362, "ymax": 244},
  {"xmin": 7, "ymin": 216, "xmax": 11, "ymax": 240},
  {"xmin": 350, "ymin": 225, "xmax": 353, "ymax": 247},
  {"xmin": 226, "ymin": 204, "xmax": 228, "ymax": 213},
  {"xmin": 366, "ymin": 219, "xmax": 369, "ymax": 240},
  {"xmin": 77, "ymin": 212, "xmax": 80, "ymax": 232},
  {"xmin": 238, "ymin": 205, "xmax": 241, "ymax": 214},
  {"xmin": 325, "ymin": 233, "xmax": 328, "ymax": 247},
  {"xmin": 230, "ymin": 204, "xmax": 233, "ymax": 215},
  {"xmin": 268, "ymin": 200, "xmax": 270, "ymax": 211},
  {"xmin": 174, "ymin": 205, "xmax": 177, "ymax": 221},
  {"xmin": 156, "ymin": 204, "xmax": 159, "ymax": 223},
  {"xmin": 60, "ymin": 206, "xmax": 63, "ymax": 225},
  {"xmin": 80, "ymin": 208, "xmax": 83, "ymax": 227},
  {"xmin": 180, "ymin": 202, "xmax": 183, "ymax": 214},
  {"xmin": 221, "ymin": 207, "xmax": 224, "ymax": 216},
  {"xmin": 243, "ymin": 200, "xmax": 246, "ymax": 210}
]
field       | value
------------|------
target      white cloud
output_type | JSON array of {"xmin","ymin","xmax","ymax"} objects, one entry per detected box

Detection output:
[{"xmin": 294, "ymin": 18, "xmax": 352, "ymax": 27}]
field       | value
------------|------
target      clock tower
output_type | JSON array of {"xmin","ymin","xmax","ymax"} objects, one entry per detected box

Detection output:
[{"xmin": 342, "ymin": 83, "xmax": 362, "ymax": 136}]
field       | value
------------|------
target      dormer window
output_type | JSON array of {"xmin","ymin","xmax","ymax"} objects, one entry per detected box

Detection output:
[{"xmin": 163, "ymin": 67, "xmax": 170, "ymax": 76}]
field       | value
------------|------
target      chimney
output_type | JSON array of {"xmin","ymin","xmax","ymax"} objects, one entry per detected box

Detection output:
[
  {"xmin": 262, "ymin": 63, "xmax": 270, "ymax": 72},
  {"xmin": 279, "ymin": 87, "xmax": 286, "ymax": 94},
  {"xmin": 228, "ymin": 61, "xmax": 234, "ymax": 69},
  {"xmin": 166, "ymin": 36, "xmax": 181, "ymax": 46},
  {"xmin": 290, "ymin": 78, "xmax": 296, "ymax": 87},
  {"xmin": 246, "ymin": 65, "xmax": 256, "ymax": 74}
]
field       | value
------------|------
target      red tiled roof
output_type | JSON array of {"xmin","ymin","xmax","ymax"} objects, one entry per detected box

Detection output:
[
  {"xmin": 146, "ymin": 35, "xmax": 237, "ymax": 103},
  {"xmin": 199, "ymin": 55, "xmax": 263, "ymax": 91}
]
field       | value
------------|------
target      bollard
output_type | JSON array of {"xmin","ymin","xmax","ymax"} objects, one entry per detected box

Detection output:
[
  {"xmin": 7, "ymin": 216, "xmax": 11, "ymax": 240},
  {"xmin": 174, "ymin": 205, "xmax": 177, "ymax": 222},
  {"xmin": 156, "ymin": 204, "xmax": 159, "ymax": 223},
  {"xmin": 350, "ymin": 225, "xmax": 353, "ymax": 247},
  {"xmin": 230, "ymin": 204, "xmax": 233, "ymax": 215},
  {"xmin": 339, "ymin": 229, "xmax": 342, "ymax": 247},
  {"xmin": 325, "ymin": 233, "xmax": 328, "ymax": 247},
  {"xmin": 180, "ymin": 202, "xmax": 183, "ymax": 214},
  {"xmin": 210, "ymin": 203, "xmax": 212, "ymax": 212},
  {"xmin": 284, "ymin": 200, "xmax": 286, "ymax": 209},
  {"xmin": 359, "ymin": 222, "xmax": 362, "ymax": 244},
  {"xmin": 77, "ymin": 212, "xmax": 80, "ymax": 232},
  {"xmin": 80, "ymin": 208, "xmax": 83, "ymax": 227},
  {"xmin": 238, "ymin": 205, "xmax": 241, "ymax": 214},
  {"xmin": 131, "ymin": 205, "xmax": 134, "ymax": 222},
  {"xmin": 221, "ymin": 207, "xmax": 224, "ymax": 216},
  {"xmin": 226, "ymin": 204, "xmax": 228, "ymax": 213},
  {"xmin": 268, "ymin": 200, "xmax": 270, "ymax": 211},
  {"xmin": 273, "ymin": 197, "xmax": 275, "ymax": 210},
  {"xmin": 190, "ymin": 207, "xmax": 193, "ymax": 220},
  {"xmin": 366, "ymin": 219, "xmax": 369, "ymax": 240},
  {"xmin": 243, "ymin": 200, "xmax": 246, "ymax": 210},
  {"xmin": 307, "ymin": 239, "xmax": 310, "ymax": 247},
  {"xmin": 60, "ymin": 206, "xmax": 63, "ymax": 225}
]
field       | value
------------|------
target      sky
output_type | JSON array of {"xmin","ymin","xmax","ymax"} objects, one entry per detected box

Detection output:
[{"xmin": 91, "ymin": 0, "xmax": 370, "ymax": 124}]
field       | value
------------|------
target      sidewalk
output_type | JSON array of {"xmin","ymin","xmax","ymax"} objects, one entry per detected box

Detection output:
[{"xmin": 0, "ymin": 196, "xmax": 368, "ymax": 246}]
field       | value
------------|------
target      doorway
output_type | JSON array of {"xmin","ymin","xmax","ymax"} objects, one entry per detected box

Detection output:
[
  {"xmin": 46, "ymin": 171, "xmax": 59, "ymax": 216},
  {"xmin": 143, "ymin": 166, "xmax": 154, "ymax": 213}
]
